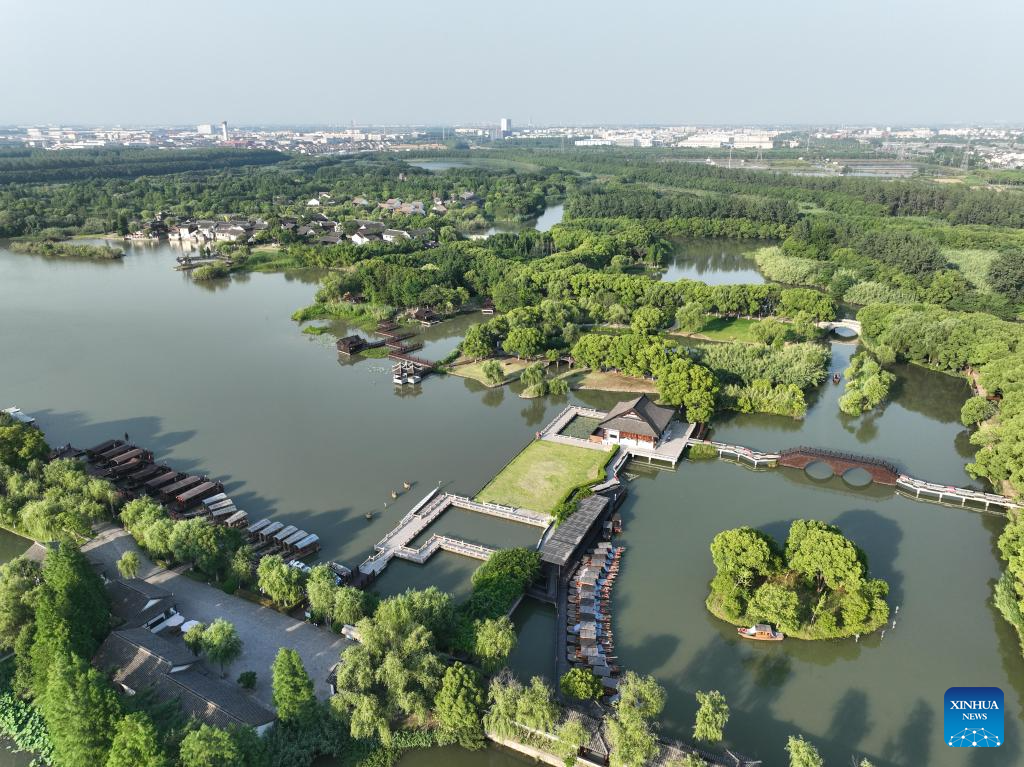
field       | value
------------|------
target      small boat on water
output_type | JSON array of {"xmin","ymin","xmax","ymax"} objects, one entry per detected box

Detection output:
[
  {"xmin": 832, "ymin": 373, "xmax": 841, "ymax": 384},
  {"xmin": 737, "ymin": 623, "xmax": 784, "ymax": 641}
]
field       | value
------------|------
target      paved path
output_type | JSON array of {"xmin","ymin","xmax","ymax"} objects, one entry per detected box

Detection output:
[{"xmin": 84, "ymin": 524, "xmax": 349, "ymax": 707}]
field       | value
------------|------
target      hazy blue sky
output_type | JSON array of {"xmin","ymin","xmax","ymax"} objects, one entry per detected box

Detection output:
[{"xmin": 3, "ymin": 0, "xmax": 1022, "ymax": 126}]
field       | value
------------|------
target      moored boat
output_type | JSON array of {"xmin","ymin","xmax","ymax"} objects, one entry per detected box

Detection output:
[{"xmin": 737, "ymin": 623, "xmax": 784, "ymax": 641}]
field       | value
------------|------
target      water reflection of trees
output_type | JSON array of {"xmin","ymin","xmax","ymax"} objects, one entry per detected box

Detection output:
[{"xmin": 888, "ymin": 362, "xmax": 971, "ymax": 425}]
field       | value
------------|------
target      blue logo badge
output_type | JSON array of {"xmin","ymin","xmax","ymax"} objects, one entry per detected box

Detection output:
[{"xmin": 945, "ymin": 687, "xmax": 1003, "ymax": 747}]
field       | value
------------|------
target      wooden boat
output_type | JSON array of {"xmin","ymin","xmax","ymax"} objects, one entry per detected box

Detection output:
[{"xmin": 737, "ymin": 623, "xmax": 784, "ymax": 641}]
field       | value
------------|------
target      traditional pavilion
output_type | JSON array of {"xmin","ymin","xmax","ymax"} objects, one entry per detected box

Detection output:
[{"xmin": 591, "ymin": 394, "xmax": 676, "ymax": 449}]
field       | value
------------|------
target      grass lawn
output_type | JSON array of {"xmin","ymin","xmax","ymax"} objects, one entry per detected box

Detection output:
[
  {"xmin": 576, "ymin": 370, "xmax": 657, "ymax": 394},
  {"xmin": 672, "ymin": 316, "xmax": 761, "ymax": 343},
  {"xmin": 450, "ymin": 357, "xmax": 531, "ymax": 386},
  {"xmin": 477, "ymin": 441, "xmax": 613, "ymax": 515}
]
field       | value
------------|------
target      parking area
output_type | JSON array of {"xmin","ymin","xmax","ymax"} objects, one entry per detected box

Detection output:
[{"xmin": 83, "ymin": 523, "xmax": 350, "ymax": 707}]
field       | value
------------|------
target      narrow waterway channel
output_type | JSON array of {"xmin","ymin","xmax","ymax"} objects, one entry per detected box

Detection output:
[{"xmin": 0, "ymin": 243, "xmax": 1019, "ymax": 767}]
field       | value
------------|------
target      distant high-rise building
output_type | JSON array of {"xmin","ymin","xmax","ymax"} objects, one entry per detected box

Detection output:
[
  {"xmin": 196, "ymin": 123, "xmax": 214, "ymax": 136},
  {"xmin": 499, "ymin": 118, "xmax": 512, "ymax": 137},
  {"xmin": 220, "ymin": 121, "xmax": 228, "ymax": 141}
]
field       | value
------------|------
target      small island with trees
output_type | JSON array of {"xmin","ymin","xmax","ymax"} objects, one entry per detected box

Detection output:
[{"xmin": 707, "ymin": 520, "xmax": 890, "ymax": 640}]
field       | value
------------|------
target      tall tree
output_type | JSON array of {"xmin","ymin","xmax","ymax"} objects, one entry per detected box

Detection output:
[
  {"xmin": 473, "ymin": 616, "xmax": 516, "ymax": 672},
  {"xmin": 332, "ymin": 586, "xmax": 367, "ymax": 626},
  {"xmin": 0, "ymin": 557, "xmax": 41, "ymax": 650},
  {"xmin": 786, "ymin": 735, "xmax": 824, "ymax": 767},
  {"xmin": 305, "ymin": 565, "xmax": 338, "ymax": 624},
  {"xmin": 272, "ymin": 648, "xmax": 316, "ymax": 724},
  {"xmin": 178, "ymin": 724, "xmax": 244, "ymax": 767},
  {"xmin": 692, "ymin": 690, "xmax": 729, "ymax": 743},
  {"xmin": 105, "ymin": 713, "xmax": 169, "ymax": 767},
  {"xmin": 434, "ymin": 662, "xmax": 486, "ymax": 750},
  {"xmin": 257, "ymin": 555, "xmax": 305, "ymax": 608},
  {"xmin": 42, "ymin": 652, "xmax": 121, "ymax": 767}
]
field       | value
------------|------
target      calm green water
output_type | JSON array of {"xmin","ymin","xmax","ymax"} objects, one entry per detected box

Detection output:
[
  {"xmin": 0, "ymin": 244, "xmax": 1020, "ymax": 767},
  {"xmin": 659, "ymin": 239, "xmax": 766, "ymax": 285},
  {"xmin": 483, "ymin": 203, "xmax": 565, "ymax": 237}
]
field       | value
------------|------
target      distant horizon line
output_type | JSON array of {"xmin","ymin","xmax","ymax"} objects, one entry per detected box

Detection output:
[{"xmin": 4, "ymin": 121, "xmax": 1023, "ymax": 131}]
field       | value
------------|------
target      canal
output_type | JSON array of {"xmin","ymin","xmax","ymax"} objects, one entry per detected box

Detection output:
[{"xmin": 0, "ymin": 243, "xmax": 1019, "ymax": 767}]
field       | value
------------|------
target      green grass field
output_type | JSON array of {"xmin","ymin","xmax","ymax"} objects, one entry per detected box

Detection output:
[
  {"xmin": 449, "ymin": 357, "xmax": 531, "ymax": 386},
  {"xmin": 674, "ymin": 316, "xmax": 761, "ymax": 343},
  {"xmin": 477, "ymin": 440, "xmax": 613, "ymax": 515}
]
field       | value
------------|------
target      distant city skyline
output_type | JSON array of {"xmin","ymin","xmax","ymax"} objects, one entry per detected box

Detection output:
[{"xmin": 3, "ymin": 0, "xmax": 1022, "ymax": 125}]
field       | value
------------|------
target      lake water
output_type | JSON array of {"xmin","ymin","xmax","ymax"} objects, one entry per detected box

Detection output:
[
  {"xmin": 0, "ymin": 243, "xmax": 1019, "ymax": 767},
  {"xmin": 481, "ymin": 203, "xmax": 565, "ymax": 237},
  {"xmin": 658, "ymin": 239, "xmax": 766, "ymax": 285}
]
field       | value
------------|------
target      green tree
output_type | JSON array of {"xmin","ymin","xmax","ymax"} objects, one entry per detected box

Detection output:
[
  {"xmin": 605, "ymin": 673, "xmax": 665, "ymax": 767},
  {"xmin": 229, "ymin": 545, "xmax": 255, "ymax": 588},
  {"xmin": 655, "ymin": 356, "xmax": 717, "ymax": 423},
  {"xmin": 331, "ymin": 589, "xmax": 446, "ymax": 743},
  {"xmin": 272, "ymin": 648, "xmax": 316, "ymax": 724},
  {"xmin": 503, "ymin": 327, "xmax": 544, "ymax": 359},
  {"xmin": 481, "ymin": 359, "xmax": 505, "ymax": 385},
  {"xmin": 516, "ymin": 676, "xmax": 560, "ymax": 733},
  {"xmin": 751, "ymin": 319, "xmax": 790, "ymax": 346},
  {"xmin": 785, "ymin": 520, "xmax": 863, "ymax": 592},
  {"xmin": 692, "ymin": 689, "xmax": 729, "ymax": 743},
  {"xmin": 988, "ymin": 251, "xmax": 1024, "ymax": 302},
  {"xmin": 710, "ymin": 527, "xmax": 780, "ymax": 587},
  {"xmin": 179, "ymin": 724, "xmax": 244, "ymax": 767},
  {"xmin": 42, "ymin": 653, "xmax": 121, "ymax": 767},
  {"xmin": 559, "ymin": 668, "xmax": 603, "ymax": 701},
  {"xmin": 0, "ymin": 557, "xmax": 41, "ymax": 649},
  {"xmin": 675, "ymin": 303, "xmax": 706, "ymax": 333},
  {"xmin": 519, "ymin": 363, "xmax": 546, "ymax": 390},
  {"xmin": 202, "ymin": 619, "xmax": 243, "ymax": 676},
  {"xmin": 0, "ymin": 413, "xmax": 49, "ymax": 472},
  {"xmin": 105, "ymin": 713, "xmax": 169, "ymax": 767},
  {"xmin": 462, "ymin": 324, "xmax": 496, "ymax": 360},
  {"xmin": 116, "ymin": 550, "xmax": 140, "ymax": 580},
  {"xmin": 333, "ymin": 585, "xmax": 367, "ymax": 626},
  {"xmin": 555, "ymin": 717, "xmax": 589, "ymax": 767},
  {"xmin": 961, "ymin": 395, "xmax": 997, "ymax": 427},
  {"xmin": 631, "ymin": 306, "xmax": 665, "ymax": 335},
  {"xmin": 473, "ymin": 616, "xmax": 516, "ymax": 672},
  {"xmin": 237, "ymin": 670, "xmax": 257, "ymax": 690},
  {"xmin": 434, "ymin": 662, "xmax": 486, "ymax": 750},
  {"xmin": 257, "ymin": 554, "xmax": 305, "ymax": 608},
  {"xmin": 786, "ymin": 735, "xmax": 824, "ymax": 767},
  {"xmin": 748, "ymin": 582, "xmax": 800, "ymax": 633},
  {"xmin": 25, "ymin": 544, "xmax": 110, "ymax": 696},
  {"xmin": 184, "ymin": 622, "xmax": 207, "ymax": 657},
  {"xmin": 305, "ymin": 565, "xmax": 338, "ymax": 624}
]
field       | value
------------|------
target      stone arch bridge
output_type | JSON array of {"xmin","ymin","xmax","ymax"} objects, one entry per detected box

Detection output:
[
  {"xmin": 778, "ymin": 446, "xmax": 899, "ymax": 485},
  {"xmin": 816, "ymin": 318, "xmax": 862, "ymax": 337}
]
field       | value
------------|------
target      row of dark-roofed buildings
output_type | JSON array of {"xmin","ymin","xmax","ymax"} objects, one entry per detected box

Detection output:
[
  {"xmin": 81, "ymin": 438, "xmax": 321, "ymax": 564},
  {"xmin": 23, "ymin": 542, "xmax": 276, "ymax": 733}
]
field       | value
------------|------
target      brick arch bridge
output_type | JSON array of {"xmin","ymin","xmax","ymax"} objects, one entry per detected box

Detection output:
[{"xmin": 778, "ymin": 446, "xmax": 899, "ymax": 485}]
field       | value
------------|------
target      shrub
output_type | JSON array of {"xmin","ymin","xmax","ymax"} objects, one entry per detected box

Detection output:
[
  {"xmin": 237, "ymin": 671, "xmax": 257, "ymax": 690},
  {"xmin": 687, "ymin": 443, "xmax": 718, "ymax": 460}
]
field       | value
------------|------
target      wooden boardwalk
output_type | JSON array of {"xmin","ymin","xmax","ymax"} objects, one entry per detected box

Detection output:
[
  {"xmin": 359, "ymin": 492, "xmax": 552, "ymax": 575},
  {"xmin": 688, "ymin": 439, "xmax": 780, "ymax": 468},
  {"xmin": 896, "ymin": 475, "xmax": 1020, "ymax": 512},
  {"xmin": 395, "ymin": 534, "xmax": 495, "ymax": 564}
]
